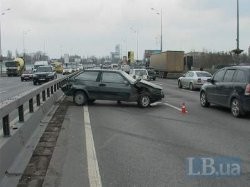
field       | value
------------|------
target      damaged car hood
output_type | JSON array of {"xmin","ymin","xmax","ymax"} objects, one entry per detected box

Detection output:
[{"xmin": 136, "ymin": 80, "xmax": 162, "ymax": 90}]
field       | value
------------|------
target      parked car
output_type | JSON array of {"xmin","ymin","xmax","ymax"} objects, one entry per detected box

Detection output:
[
  {"xmin": 33, "ymin": 65, "xmax": 57, "ymax": 85},
  {"xmin": 200, "ymin": 66, "xmax": 250, "ymax": 117},
  {"xmin": 21, "ymin": 70, "xmax": 33, "ymax": 81},
  {"xmin": 61, "ymin": 69, "xmax": 164, "ymax": 107},
  {"xmin": 178, "ymin": 71, "xmax": 212, "ymax": 90},
  {"xmin": 129, "ymin": 69, "xmax": 149, "ymax": 80}
]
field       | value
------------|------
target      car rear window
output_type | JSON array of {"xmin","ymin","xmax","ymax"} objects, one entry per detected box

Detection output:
[
  {"xmin": 233, "ymin": 70, "xmax": 247, "ymax": 83},
  {"xmin": 196, "ymin": 72, "xmax": 211, "ymax": 77}
]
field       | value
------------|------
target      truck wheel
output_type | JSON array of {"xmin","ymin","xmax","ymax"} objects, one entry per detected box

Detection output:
[
  {"xmin": 74, "ymin": 91, "xmax": 87, "ymax": 106},
  {"xmin": 138, "ymin": 94, "xmax": 150, "ymax": 108}
]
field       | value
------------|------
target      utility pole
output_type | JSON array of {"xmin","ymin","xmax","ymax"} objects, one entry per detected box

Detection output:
[
  {"xmin": 130, "ymin": 27, "xmax": 139, "ymax": 61},
  {"xmin": 232, "ymin": 0, "xmax": 243, "ymax": 64},
  {"xmin": 151, "ymin": 8, "xmax": 163, "ymax": 52}
]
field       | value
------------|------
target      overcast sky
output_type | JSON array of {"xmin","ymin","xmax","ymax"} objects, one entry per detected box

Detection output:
[{"xmin": 1, "ymin": 0, "xmax": 250, "ymax": 59}]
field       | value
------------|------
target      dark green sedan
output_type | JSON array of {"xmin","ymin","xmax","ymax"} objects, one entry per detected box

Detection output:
[{"xmin": 61, "ymin": 69, "xmax": 164, "ymax": 107}]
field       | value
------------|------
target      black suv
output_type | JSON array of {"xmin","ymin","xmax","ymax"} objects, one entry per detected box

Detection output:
[
  {"xmin": 61, "ymin": 69, "xmax": 164, "ymax": 107},
  {"xmin": 200, "ymin": 66, "xmax": 250, "ymax": 117},
  {"xmin": 33, "ymin": 65, "xmax": 57, "ymax": 85}
]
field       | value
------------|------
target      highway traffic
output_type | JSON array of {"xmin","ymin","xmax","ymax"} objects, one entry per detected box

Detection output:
[{"xmin": 1, "ymin": 75, "xmax": 249, "ymax": 186}]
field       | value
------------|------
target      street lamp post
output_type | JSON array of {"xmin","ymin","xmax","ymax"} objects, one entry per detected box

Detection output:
[
  {"xmin": 0, "ymin": 8, "xmax": 11, "ymax": 76},
  {"xmin": 232, "ymin": 0, "xmax": 243, "ymax": 64},
  {"xmin": 130, "ymin": 27, "xmax": 139, "ymax": 61},
  {"xmin": 151, "ymin": 8, "xmax": 163, "ymax": 52}
]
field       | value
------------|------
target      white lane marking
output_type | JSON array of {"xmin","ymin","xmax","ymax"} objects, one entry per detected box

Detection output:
[
  {"xmin": 83, "ymin": 106, "xmax": 102, "ymax": 187},
  {"xmin": 151, "ymin": 101, "xmax": 188, "ymax": 113},
  {"xmin": 163, "ymin": 102, "xmax": 182, "ymax": 112},
  {"xmin": 0, "ymin": 91, "xmax": 7, "ymax": 94}
]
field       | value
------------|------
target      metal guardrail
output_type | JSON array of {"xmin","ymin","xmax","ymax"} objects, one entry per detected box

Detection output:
[{"xmin": 0, "ymin": 76, "xmax": 69, "ymax": 137}]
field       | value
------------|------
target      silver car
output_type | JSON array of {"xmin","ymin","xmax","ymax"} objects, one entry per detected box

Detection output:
[{"xmin": 178, "ymin": 71, "xmax": 212, "ymax": 90}]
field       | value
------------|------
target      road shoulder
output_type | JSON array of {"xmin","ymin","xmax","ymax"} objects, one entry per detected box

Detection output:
[{"xmin": 43, "ymin": 105, "xmax": 89, "ymax": 187}]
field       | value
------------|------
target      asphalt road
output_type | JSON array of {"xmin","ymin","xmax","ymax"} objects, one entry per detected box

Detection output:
[
  {"xmin": 87, "ymin": 79, "xmax": 250, "ymax": 187},
  {"xmin": 0, "ymin": 75, "xmax": 64, "ymax": 103}
]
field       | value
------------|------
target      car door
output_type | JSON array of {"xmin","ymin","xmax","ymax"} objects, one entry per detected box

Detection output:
[
  {"xmin": 232, "ymin": 70, "xmax": 248, "ymax": 102},
  {"xmin": 98, "ymin": 71, "xmax": 132, "ymax": 101},
  {"xmin": 182, "ymin": 72, "xmax": 190, "ymax": 87},
  {"xmin": 184, "ymin": 71, "xmax": 194, "ymax": 88},
  {"xmin": 206, "ymin": 69, "xmax": 226, "ymax": 104},
  {"xmin": 217, "ymin": 69, "xmax": 236, "ymax": 106},
  {"xmin": 73, "ymin": 71, "xmax": 100, "ymax": 99}
]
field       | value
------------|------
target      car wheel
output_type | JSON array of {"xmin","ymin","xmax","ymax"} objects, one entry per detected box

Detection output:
[
  {"xmin": 153, "ymin": 77, "xmax": 156, "ymax": 81},
  {"xmin": 189, "ymin": 82, "xmax": 194, "ymax": 90},
  {"xmin": 138, "ymin": 94, "xmax": 150, "ymax": 108},
  {"xmin": 200, "ymin": 91, "xmax": 210, "ymax": 107},
  {"xmin": 33, "ymin": 81, "xmax": 37, "ymax": 85},
  {"xmin": 231, "ymin": 98, "xmax": 245, "ymax": 118},
  {"xmin": 74, "ymin": 91, "xmax": 87, "ymax": 106},
  {"xmin": 178, "ymin": 80, "xmax": 182, "ymax": 88},
  {"xmin": 21, "ymin": 78, "xmax": 24, "ymax": 82}
]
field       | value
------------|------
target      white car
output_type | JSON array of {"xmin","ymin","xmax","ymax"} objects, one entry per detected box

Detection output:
[
  {"xmin": 129, "ymin": 69, "xmax": 149, "ymax": 80},
  {"xmin": 178, "ymin": 71, "xmax": 212, "ymax": 90},
  {"xmin": 62, "ymin": 67, "xmax": 73, "ymax": 75}
]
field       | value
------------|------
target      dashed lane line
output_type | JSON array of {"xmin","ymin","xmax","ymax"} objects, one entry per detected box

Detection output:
[{"xmin": 83, "ymin": 106, "xmax": 102, "ymax": 187}]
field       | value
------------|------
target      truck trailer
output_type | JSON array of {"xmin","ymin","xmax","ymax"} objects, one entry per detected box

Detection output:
[{"xmin": 149, "ymin": 51, "xmax": 184, "ymax": 78}]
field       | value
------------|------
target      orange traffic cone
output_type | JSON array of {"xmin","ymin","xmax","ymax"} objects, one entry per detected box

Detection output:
[{"xmin": 181, "ymin": 103, "xmax": 187, "ymax": 114}]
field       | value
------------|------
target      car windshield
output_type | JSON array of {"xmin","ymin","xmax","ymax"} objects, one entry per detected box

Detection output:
[
  {"xmin": 135, "ymin": 70, "xmax": 147, "ymax": 76},
  {"xmin": 37, "ymin": 66, "xmax": 52, "ymax": 72},
  {"xmin": 24, "ymin": 70, "xmax": 32, "ymax": 74},
  {"xmin": 5, "ymin": 61, "xmax": 17, "ymax": 67},
  {"xmin": 196, "ymin": 72, "xmax": 212, "ymax": 77}
]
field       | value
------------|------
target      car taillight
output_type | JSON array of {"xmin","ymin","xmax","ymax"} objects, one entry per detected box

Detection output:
[{"xmin": 245, "ymin": 84, "xmax": 250, "ymax": 95}]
